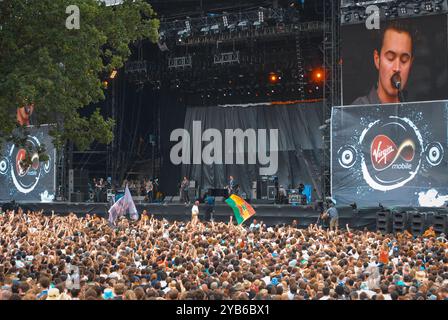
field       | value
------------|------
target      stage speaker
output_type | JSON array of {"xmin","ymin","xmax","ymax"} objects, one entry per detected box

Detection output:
[
  {"xmin": 410, "ymin": 212, "xmax": 432, "ymax": 236},
  {"xmin": 433, "ymin": 214, "xmax": 448, "ymax": 234},
  {"xmin": 70, "ymin": 192, "xmax": 84, "ymax": 203},
  {"xmin": 106, "ymin": 189, "xmax": 115, "ymax": 203},
  {"xmin": 172, "ymin": 196, "xmax": 181, "ymax": 203},
  {"xmin": 393, "ymin": 211, "xmax": 410, "ymax": 234},
  {"xmin": 188, "ymin": 188, "xmax": 197, "ymax": 200},
  {"xmin": 251, "ymin": 181, "xmax": 257, "ymax": 200},
  {"xmin": 376, "ymin": 210, "xmax": 392, "ymax": 234},
  {"xmin": 257, "ymin": 179, "xmax": 268, "ymax": 199},
  {"xmin": 267, "ymin": 186, "xmax": 276, "ymax": 201},
  {"xmin": 164, "ymin": 196, "xmax": 173, "ymax": 203},
  {"xmin": 209, "ymin": 188, "xmax": 228, "ymax": 197}
]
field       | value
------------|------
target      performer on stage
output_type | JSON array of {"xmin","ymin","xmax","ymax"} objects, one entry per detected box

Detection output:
[
  {"xmin": 227, "ymin": 175, "xmax": 238, "ymax": 195},
  {"xmin": 278, "ymin": 185, "xmax": 287, "ymax": 204},
  {"xmin": 145, "ymin": 178, "xmax": 153, "ymax": 203},
  {"xmin": 180, "ymin": 176, "xmax": 190, "ymax": 204},
  {"xmin": 352, "ymin": 21, "xmax": 414, "ymax": 105},
  {"xmin": 298, "ymin": 183, "xmax": 305, "ymax": 195},
  {"xmin": 94, "ymin": 178, "xmax": 105, "ymax": 202}
]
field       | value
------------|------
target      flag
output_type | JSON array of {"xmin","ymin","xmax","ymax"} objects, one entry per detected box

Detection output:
[
  {"xmin": 108, "ymin": 185, "xmax": 138, "ymax": 224},
  {"xmin": 225, "ymin": 194, "xmax": 256, "ymax": 225}
]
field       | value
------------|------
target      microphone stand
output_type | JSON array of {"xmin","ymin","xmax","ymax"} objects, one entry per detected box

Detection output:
[{"xmin": 398, "ymin": 88, "xmax": 405, "ymax": 103}]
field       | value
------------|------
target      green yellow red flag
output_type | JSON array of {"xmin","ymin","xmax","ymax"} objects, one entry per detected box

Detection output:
[{"xmin": 225, "ymin": 194, "xmax": 256, "ymax": 225}]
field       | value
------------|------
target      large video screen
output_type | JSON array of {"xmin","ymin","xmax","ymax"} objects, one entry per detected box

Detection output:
[
  {"xmin": 342, "ymin": 15, "xmax": 448, "ymax": 105},
  {"xmin": 331, "ymin": 100, "xmax": 448, "ymax": 207},
  {"xmin": 0, "ymin": 126, "xmax": 56, "ymax": 202}
]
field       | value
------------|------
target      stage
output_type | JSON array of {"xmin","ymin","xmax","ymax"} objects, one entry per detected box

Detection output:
[
  {"xmin": 3, "ymin": 200, "xmax": 448, "ymax": 231},
  {"xmin": 0, "ymin": 200, "xmax": 391, "ymax": 230}
]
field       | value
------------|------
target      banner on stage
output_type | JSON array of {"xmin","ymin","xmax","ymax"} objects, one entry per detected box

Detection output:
[
  {"xmin": 331, "ymin": 100, "xmax": 448, "ymax": 207},
  {"xmin": 0, "ymin": 125, "xmax": 56, "ymax": 202}
]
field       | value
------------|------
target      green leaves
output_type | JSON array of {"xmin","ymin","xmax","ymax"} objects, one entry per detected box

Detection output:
[{"xmin": 0, "ymin": 0, "xmax": 159, "ymax": 154}]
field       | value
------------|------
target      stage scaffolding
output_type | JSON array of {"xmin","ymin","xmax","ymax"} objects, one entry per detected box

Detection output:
[{"xmin": 322, "ymin": 0, "xmax": 341, "ymax": 199}]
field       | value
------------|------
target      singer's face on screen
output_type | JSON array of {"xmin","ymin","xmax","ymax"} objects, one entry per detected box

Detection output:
[{"xmin": 374, "ymin": 28, "xmax": 413, "ymax": 103}]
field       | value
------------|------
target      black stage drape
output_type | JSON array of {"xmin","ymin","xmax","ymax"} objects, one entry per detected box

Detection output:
[{"xmin": 180, "ymin": 103, "xmax": 323, "ymax": 198}]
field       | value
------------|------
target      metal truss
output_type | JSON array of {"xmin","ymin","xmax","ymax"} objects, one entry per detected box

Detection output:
[{"xmin": 322, "ymin": 0, "xmax": 341, "ymax": 200}]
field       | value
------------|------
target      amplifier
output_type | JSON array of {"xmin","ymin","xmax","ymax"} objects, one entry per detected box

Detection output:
[
  {"xmin": 209, "ymin": 188, "xmax": 228, "ymax": 197},
  {"xmin": 267, "ymin": 186, "xmax": 276, "ymax": 200}
]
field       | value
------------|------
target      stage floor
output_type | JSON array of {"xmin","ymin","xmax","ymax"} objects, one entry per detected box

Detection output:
[
  {"xmin": 1, "ymin": 200, "xmax": 376, "ymax": 230},
  {"xmin": 3, "ymin": 201, "xmax": 447, "ymax": 230}
]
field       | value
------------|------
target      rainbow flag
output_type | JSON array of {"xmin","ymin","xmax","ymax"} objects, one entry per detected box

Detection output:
[{"xmin": 225, "ymin": 194, "xmax": 256, "ymax": 225}]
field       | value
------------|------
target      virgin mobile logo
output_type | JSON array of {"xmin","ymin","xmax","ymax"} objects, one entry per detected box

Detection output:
[{"xmin": 370, "ymin": 135, "xmax": 415, "ymax": 171}]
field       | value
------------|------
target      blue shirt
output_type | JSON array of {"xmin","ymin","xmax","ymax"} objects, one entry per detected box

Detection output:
[{"xmin": 327, "ymin": 207, "xmax": 338, "ymax": 219}]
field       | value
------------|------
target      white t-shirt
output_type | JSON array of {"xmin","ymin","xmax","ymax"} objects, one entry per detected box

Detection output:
[
  {"xmin": 382, "ymin": 294, "xmax": 392, "ymax": 300},
  {"xmin": 192, "ymin": 205, "xmax": 199, "ymax": 215}
]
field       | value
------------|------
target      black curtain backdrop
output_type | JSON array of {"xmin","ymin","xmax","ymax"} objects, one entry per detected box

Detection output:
[
  {"xmin": 179, "ymin": 103, "xmax": 323, "ymax": 198},
  {"xmin": 159, "ymin": 89, "xmax": 187, "ymax": 196}
]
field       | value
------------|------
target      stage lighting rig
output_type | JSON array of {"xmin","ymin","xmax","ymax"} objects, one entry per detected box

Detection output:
[
  {"xmin": 125, "ymin": 60, "xmax": 148, "ymax": 85},
  {"xmin": 424, "ymin": 2, "xmax": 434, "ymax": 11},
  {"xmin": 223, "ymin": 15, "xmax": 229, "ymax": 27},
  {"xmin": 341, "ymin": 0, "xmax": 448, "ymax": 25}
]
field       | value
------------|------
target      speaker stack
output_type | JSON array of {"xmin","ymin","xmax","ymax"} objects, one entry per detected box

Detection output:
[
  {"xmin": 257, "ymin": 176, "xmax": 276, "ymax": 200},
  {"xmin": 433, "ymin": 213, "xmax": 448, "ymax": 234},
  {"xmin": 393, "ymin": 211, "xmax": 410, "ymax": 234},
  {"xmin": 377, "ymin": 209, "xmax": 392, "ymax": 234},
  {"xmin": 410, "ymin": 212, "xmax": 432, "ymax": 236}
]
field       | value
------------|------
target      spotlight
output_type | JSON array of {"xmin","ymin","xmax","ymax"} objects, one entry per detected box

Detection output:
[
  {"xmin": 311, "ymin": 69, "xmax": 325, "ymax": 83},
  {"xmin": 344, "ymin": 13, "xmax": 351, "ymax": 22},
  {"xmin": 268, "ymin": 72, "xmax": 279, "ymax": 84},
  {"xmin": 223, "ymin": 15, "xmax": 228, "ymax": 27},
  {"xmin": 258, "ymin": 9, "xmax": 264, "ymax": 23},
  {"xmin": 414, "ymin": 5, "xmax": 421, "ymax": 14},
  {"xmin": 424, "ymin": 3, "xmax": 433, "ymax": 11}
]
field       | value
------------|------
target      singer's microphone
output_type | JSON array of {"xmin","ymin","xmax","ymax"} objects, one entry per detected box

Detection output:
[{"xmin": 391, "ymin": 72, "xmax": 401, "ymax": 90}]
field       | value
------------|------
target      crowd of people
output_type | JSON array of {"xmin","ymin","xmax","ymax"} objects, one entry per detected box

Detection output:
[{"xmin": 0, "ymin": 207, "xmax": 447, "ymax": 300}]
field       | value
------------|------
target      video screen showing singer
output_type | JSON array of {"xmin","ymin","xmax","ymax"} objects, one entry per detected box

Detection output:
[{"xmin": 352, "ymin": 21, "xmax": 415, "ymax": 105}]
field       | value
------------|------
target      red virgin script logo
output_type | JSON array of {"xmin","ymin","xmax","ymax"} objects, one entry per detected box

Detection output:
[{"xmin": 371, "ymin": 135, "xmax": 415, "ymax": 171}]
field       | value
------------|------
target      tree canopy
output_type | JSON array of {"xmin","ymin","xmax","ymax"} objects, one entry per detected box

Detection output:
[{"xmin": 0, "ymin": 0, "xmax": 159, "ymax": 157}]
